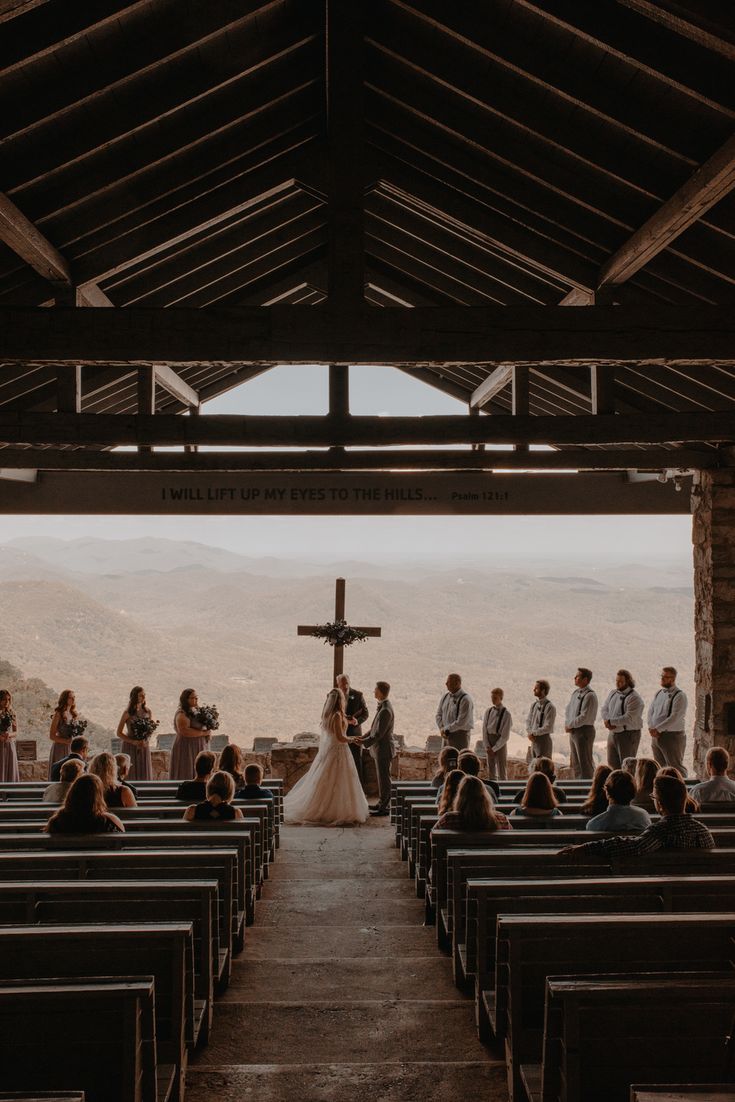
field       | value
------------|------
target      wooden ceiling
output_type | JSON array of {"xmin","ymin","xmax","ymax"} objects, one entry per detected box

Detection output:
[{"xmin": 0, "ymin": 0, "xmax": 734, "ymax": 452}]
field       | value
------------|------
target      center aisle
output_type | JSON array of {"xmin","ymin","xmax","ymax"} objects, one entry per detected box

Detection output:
[{"xmin": 186, "ymin": 818, "xmax": 507, "ymax": 1101}]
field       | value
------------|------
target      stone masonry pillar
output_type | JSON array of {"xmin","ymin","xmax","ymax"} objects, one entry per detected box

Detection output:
[{"xmin": 692, "ymin": 469, "xmax": 735, "ymax": 776}]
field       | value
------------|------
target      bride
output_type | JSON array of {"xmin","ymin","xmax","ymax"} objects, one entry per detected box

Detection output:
[{"xmin": 284, "ymin": 687, "xmax": 369, "ymax": 826}]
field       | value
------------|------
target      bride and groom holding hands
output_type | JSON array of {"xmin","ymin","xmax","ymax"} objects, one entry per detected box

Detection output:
[{"xmin": 283, "ymin": 675, "xmax": 395, "ymax": 826}]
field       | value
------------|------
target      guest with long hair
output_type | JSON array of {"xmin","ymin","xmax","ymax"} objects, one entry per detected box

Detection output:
[
  {"xmin": 658, "ymin": 765, "xmax": 699, "ymax": 813},
  {"xmin": 580, "ymin": 763, "xmax": 613, "ymax": 817},
  {"xmin": 435, "ymin": 775, "xmax": 510, "ymax": 832},
  {"xmin": 48, "ymin": 689, "xmax": 77, "ymax": 780},
  {"xmin": 46, "ymin": 773, "xmax": 124, "ymax": 834},
  {"xmin": 88, "ymin": 752, "xmax": 136, "ymax": 809},
  {"xmin": 219, "ymin": 743, "xmax": 245, "ymax": 791},
  {"xmin": 170, "ymin": 688, "xmax": 211, "ymax": 781},
  {"xmin": 431, "ymin": 745, "xmax": 459, "ymax": 789},
  {"xmin": 511, "ymin": 772, "xmax": 562, "ymax": 819},
  {"xmin": 437, "ymin": 768, "xmax": 465, "ymax": 817},
  {"xmin": 116, "ymin": 685, "xmax": 154, "ymax": 781},
  {"xmin": 0, "ymin": 689, "xmax": 19, "ymax": 782},
  {"xmin": 183, "ymin": 770, "xmax": 244, "ymax": 822},
  {"xmin": 631, "ymin": 757, "xmax": 658, "ymax": 813}
]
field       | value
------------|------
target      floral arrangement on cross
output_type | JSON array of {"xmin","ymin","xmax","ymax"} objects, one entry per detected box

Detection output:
[{"xmin": 309, "ymin": 619, "xmax": 369, "ymax": 647}]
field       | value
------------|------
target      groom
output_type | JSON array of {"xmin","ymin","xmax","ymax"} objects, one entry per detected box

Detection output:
[{"xmin": 360, "ymin": 680, "xmax": 396, "ymax": 817}]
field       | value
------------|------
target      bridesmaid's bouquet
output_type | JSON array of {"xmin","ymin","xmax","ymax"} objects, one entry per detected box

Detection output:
[
  {"xmin": 197, "ymin": 704, "xmax": 220, "ymax": 731},
  {"xmin": 0, "ymin": 711, "xmax": 15, "ymax": 733},
  {"xmin": 69, "ymin": 717, "xmax": 88, "ymax": 738},
  {"xmin": 129, "ymin": 716, "xmax": 159, "ymax": 742}
]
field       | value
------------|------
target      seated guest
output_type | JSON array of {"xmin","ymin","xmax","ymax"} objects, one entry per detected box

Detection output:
[
  {"xmin": 511, "ymin": 772, "xmax": 562, "ymax": 819},
  {"xmin": 585, "ymin": 769, "xmax": 651, "ymax": 833},
  {"xmin": 435, "ymin": 774, "xmax": 510, "ymax": 832},
  {"xmin": 175, "ymin": 750, "xmax": 216, "ymax": 802},
  {"xmin": 436, "ymin": 769, "xmax": 465, "ymax": 819},
  {"xmin": 88, "ymin": 752, "xmax": 136, "ymax": 809},
  {"xmin": 219, "ymin": 743, "xmax": 245, "ymax": 790},
  {"xmin": 46, "ymin": 773, "xmax": 124, "ymax": 834},
  {"xmin": 561, "ymin": 774, "xmax": 714, "ymax": 857},
  {"xmin": 659, "ymin": 765, "xmax": 699, "ymax": 813},
  {"xmin": 431, "ymin": 745, "xmax": 459, "ymax": 789},
  {"xmin": 238, "ymin": 763, "xmax": 274, "ymax": 800},
  {"xmin": 690, "ymin": 747, "xmax": 735, "ymax": 804},
  {"xmin": 43, "ymin": 758, "xmax": 84, "ymax": 804},
  {"xmin": 631, "ymin": 757, "xmax": 658, "ymax": 813},
  {"xmin": 49, "ymin": 735, "xmax": 89, "ymax": 783},
  {"xmin": 436, "ymin": 750, "xmax": 500, "ymax": 804},
  {"xmin": 580, "ymin": 764, "xmax": 613, "ymax": 817},
  {"xmin": 115, "ymin": 753, "xmax": 138, "ymax": 799},
  {"xmin": 621, "ymin": 756, "xmax": 638, "ymax": 776},
  {"xmin": 183, "ymin": 770, "xmax": 245, "ymax": 822},
  {"xmin": 512, "ymin": 756, "xmax": 567, "ymax": 804}
]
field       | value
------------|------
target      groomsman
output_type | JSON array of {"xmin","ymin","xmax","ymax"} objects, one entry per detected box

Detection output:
[
  {"xmin": 436, "ymin": 672, "xmax": 474, "ymax": 751},
  {"xmin": 336, "ymin": 673, "xmax": 369, "ymax": 784},
  {"xmin": 565, "ymin": 667, "xmax": 598, "ymax": 779},
  {"xmin": 601, "ymin": 669, "xmax": 644, "ymax": 768},
  {"xmin": 482, "ymin": 687, "xmax": 511, "ymax": 780},
  {"xmin": 647, "ymin": 665, "xmax": 688, "ymax": 775},
  {"xmin": 526, "ymin": 679, "xmax": 556, "ymax": 760},
  {"xmin": 361, "ymin": 681, "xmax": 396, "ymax": 816}
]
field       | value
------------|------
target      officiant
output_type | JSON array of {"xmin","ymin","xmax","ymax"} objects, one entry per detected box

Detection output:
[{"xmin": 336, "ymin": 673, "xmax": 369, "ymax": 784}]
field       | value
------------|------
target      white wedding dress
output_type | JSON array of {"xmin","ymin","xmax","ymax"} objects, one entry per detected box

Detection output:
[{"xmin": 284, "ymin": 720, "xmax": 369, "ymax": 826}]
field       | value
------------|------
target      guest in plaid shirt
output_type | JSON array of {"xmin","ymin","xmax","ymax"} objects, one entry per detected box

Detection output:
[{"xmin": 560, "ymin": 774, "xmax": 715, "ymax": 858}]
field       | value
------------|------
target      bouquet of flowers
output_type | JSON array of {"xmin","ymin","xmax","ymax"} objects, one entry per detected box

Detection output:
[
  {"xmin": 129, "ymin": 716, "xmax": 159, "ymax": 742},
  {"xmin": 0, "ymin": 710, "xmax": 15, "ymax": 734},
  {"xmin": 69, "ymin": 717, "xmax": 88, "ymax": 738},
  {"xmin": 197, "ymin": 704, "xmax": 220, "ymax": 731},
  {"xmin": 310, "ymin": 619, "xmax": 368, "ymax": 647}
]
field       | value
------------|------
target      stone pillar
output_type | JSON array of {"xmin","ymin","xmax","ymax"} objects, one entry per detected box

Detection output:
[{"xmin": 692, "ymin": 469, "xmax": 735, "ymax": 776}]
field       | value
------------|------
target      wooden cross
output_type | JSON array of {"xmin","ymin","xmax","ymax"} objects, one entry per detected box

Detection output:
[{"xmin": 297, "ymin": 577, "xmax": 382, "ymax": 685}]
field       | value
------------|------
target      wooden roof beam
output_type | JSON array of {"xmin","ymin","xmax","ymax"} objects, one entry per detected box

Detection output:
[
  {"xmin": 153, "ymin": 366, "xmax": 198, "ymax": 409},
  {"xmin": 470, "ymin": 366, "xmax": 513, "ymax": 409},
  {"xmin": 0, "ymin": 0, "xmax": 47, "ymax": 22},
  {"xmin": 615, "ymin": 0, "xmax": 735, "ymax": 60}
]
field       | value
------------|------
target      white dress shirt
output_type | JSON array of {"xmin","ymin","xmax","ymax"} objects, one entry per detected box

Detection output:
[
  {"xmin": 526, "ymin": 697, "xmax": 556, "ymax": 737},
  {"xmin": 436, "ymin": 689, "xmax": 474, "ymax": 734},
  {"xmin": 565, "ymin": 687, "xmax": 598, "ymax": 729},
  {"xmin": 482, "ymin": 705, "xmax": 511, "ymax": 752},
  {"xmin": 647, "ymin": 686, "xmax": 687, "ymax": 732},
  {"xmin": 601, "ymin": 687, "xmax": 644, "ymax": 732}
]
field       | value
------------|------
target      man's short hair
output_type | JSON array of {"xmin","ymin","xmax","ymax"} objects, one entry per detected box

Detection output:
[
  {"xmin": 621, "ymin": 756, "xmax": 638, "ymax": 776},
  {"xmin": 115, "ymin": 753, "xmax": 131, "ymax": 775},
  {"xmin": 707, "ymin": 746, "xmax": 730, "ymax": 775},
  {"xmin": 532, "ymin": 756, "xmax": 555, "ymax": 779},
  {"xmin": 458, "ymin": 751, "xmax": 480, "ymax": 777},
  {"xmin": 70, "ymin": 736, "xmax": 88, "ymax": 754},
  {"xmin": 376, "ymin": 680, "xmax": 390, "ymax": 696},
  {"xmin": 654, "ymin": 773, "xmax": 687, "ymax": 815},
  {"xmin": 60, "ymin": 758, "xmax": 84, "ymax": 783},
  {"xmin": 604, "ymin": 769, "xmax": 636, "ymax": 806},
  {"xmin": 577, "ymin": 667, "xmax": 593, "ymax": 682},
  {"xmin": 491, "ymin": 687, "xmax": 504, "ymax": 699},
  {"xmin": 336, "ymin": 674, "xmax": 350, "ymax": 686},
  {"xmin": 535, "ymin": 679, "xmax": 550, "ymax": 695},
  {"xmin": 662, "ymin": 665, "xmax": 678, "ymax": 678},
  {"xmin": 244, "ymin": 763, "xmax": 263, "ymax": 785},
  {"xmin": 194, "ymin": 750, "xmax": 216, "ymax": 778}
]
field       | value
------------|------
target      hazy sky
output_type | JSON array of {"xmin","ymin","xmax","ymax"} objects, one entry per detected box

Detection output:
[{"xmin": 5, "ymin": 365, "xmax": 692, "ymax": 559}]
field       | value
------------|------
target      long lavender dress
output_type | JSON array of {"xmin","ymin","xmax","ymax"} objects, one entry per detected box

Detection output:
[
  {"xmin": 48, "ymin": 713, "xmax": 73, "ymax": 780},
  {"xmin": 169, "ymin": 708, "xmax": 209, "ymax": 780},
  {"xmin": 0, "ymin": 712, "xmax": 19, "ymax": 782},
  {"xmin": 123, "ymin": 707, "xmax": 154, "ymax": 781}
]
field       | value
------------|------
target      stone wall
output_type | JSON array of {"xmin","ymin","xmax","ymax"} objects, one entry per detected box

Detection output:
[{"xmin": 692, "ymin": 469, "xmax": 735, "ymax": 776}]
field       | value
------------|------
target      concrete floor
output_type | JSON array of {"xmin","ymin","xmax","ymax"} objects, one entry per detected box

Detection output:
[{"xmin": 186, "ymin": 818, "xmax": 507, "ymax": 1101}]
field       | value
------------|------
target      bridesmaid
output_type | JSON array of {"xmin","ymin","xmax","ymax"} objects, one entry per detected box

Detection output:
[
  {"xmin": 170, "ymin": 688, "xmax": 211, "ymax": 781},
  {"xmin": 116, "ymin": 685, "xmax": 154, "ymax": 781},
  {"xmin": 49, "ymin": 689, "xmax": 77, "ymax": 780},
  {"xmin": 0, "ymin": 689, "xmax": 19, "ymax": 782}
]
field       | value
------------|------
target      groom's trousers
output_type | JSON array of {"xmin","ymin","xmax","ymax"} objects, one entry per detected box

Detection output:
[{"xmin": 373, "ymin": 751, "xmax": 393, "ymax": 810}]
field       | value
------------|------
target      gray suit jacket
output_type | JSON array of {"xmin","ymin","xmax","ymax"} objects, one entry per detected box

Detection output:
[{"xmin": 362, "ymin": 699, "xmax": 396, "ymax": 760}]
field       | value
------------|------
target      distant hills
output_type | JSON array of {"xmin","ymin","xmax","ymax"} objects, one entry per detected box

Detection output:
[{"xmin": 0, "ymin": 537, "xmax": 696, "ymax": 765}]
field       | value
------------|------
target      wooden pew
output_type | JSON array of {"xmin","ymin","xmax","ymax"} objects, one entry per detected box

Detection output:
[
  {"xmin": 0, "ymin": 880, "xmax": 216, "ymax": 1045},
  {"xmin": 0, "ymin": 849, "xmax": 237, "ymax": 990},
  {"xmin": 0, "ymin": 924, "xmax": 191, "ymax": 1102},
  {"xmin": 522, "ymin": 974, "xmax": 735, "ymax": 1102},
  {"xmin": 0, "ymin": 978, "xmax": 160, "ymax": 1102},
  {"xmin": 0, "ymin": 827, "xmax": 254, "ymax": 935},
  {"xmin": 631, "ymin": 1088, "xmax": 735, "ymax": 1101},
  {"xmin": 494, "ymin": 914, "xmax": 735, "ymax": 1102},
  {"xmin": 468, "ymin": 873, "xmax": 735, "ymax": 1016},
  {"xmin": 0, "ymin": 1094, "xmax": 86, "ymax": 1100}
]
